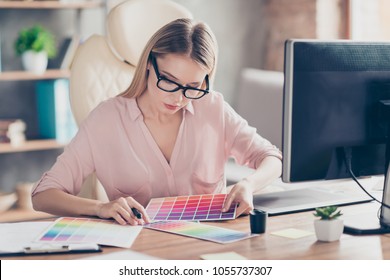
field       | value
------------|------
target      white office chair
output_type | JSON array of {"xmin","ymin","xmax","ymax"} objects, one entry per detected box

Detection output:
[
  {"xmin": 226, "ymin": 68, "xmax": 284, "ymax": 184},
  {"xmin": 235, "ymin": 68, "xmax": 284, "ymax": 150},
  {"xmin": 69, "ymin": 0, "xmax": 192, "ymax": 200}
]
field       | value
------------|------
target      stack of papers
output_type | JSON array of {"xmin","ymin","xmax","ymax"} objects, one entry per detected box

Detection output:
[{"xmin": 0, "ymin": 218, "xmax": 143, "ymax": 257}]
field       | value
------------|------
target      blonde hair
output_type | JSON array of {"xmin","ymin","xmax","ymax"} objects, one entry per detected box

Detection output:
[{"xmin": 121, "ymin": 18, "xmax": 218, "ymax": 98}]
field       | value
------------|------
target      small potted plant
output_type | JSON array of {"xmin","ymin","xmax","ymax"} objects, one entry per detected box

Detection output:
[
  {"xmin": 14, "ymin": 25, "xmax": 56, "ymax": 74},
  {"xmin": 313, "ymin": 206, "xmax": 343, "ymax": 242}
]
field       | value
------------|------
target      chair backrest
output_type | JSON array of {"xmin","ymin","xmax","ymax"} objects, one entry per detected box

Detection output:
[
  {"xmin": 70, "ymin": 0, "xmax": 193, "ymax": 125},
  {"xmin": 235, "ymin": 68, "xmax": 284, "ymax": 150}
]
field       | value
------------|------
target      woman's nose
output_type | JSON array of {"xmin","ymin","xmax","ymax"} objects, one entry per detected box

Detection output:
[{"xmin": 173, "ymin": 91, "xmax": 184, "ymax": 104}]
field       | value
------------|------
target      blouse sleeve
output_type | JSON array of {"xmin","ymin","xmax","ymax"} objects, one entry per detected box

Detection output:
[
  {"xmin": 32, "ymin": 121, "xmax": 96, "ymax": 197},
  {"xmin": 224, "ymin": 101, "xmax": 282, "ymax": 169}
]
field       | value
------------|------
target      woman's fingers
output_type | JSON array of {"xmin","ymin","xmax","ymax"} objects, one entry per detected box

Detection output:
[
  {"xmin": 98, "ymin": 197, "xmax": 148, "ymax": 225},
  {"xmin": 115, "ymin": 199, "xmax": 140, "ymax": 225},
  {"xmin": 223, "ymin": 184, "xmax": 254, "ymax": 217},
  {"xmin": 126, "ymin": 197, "xmax": 151, "ymax": 224},
  {"xmin": 222, "ymin": 192, "xmax": 235, "ymax": 212},
  {"xmin": 235, "ymin": 202, "xmax": 253, "ymax": 217}
]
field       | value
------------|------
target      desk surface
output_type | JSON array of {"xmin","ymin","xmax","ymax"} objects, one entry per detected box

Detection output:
[{"xmin": 2, "ymin": 201, "xmax": 390, "ymax": 260}]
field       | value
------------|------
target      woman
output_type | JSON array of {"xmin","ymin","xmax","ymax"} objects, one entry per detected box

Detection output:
[{"xmin": 32, "ymin": 18, "xmax": 282, "ymax": 225}]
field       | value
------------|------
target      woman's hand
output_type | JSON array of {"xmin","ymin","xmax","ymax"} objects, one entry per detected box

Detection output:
[
  {"xmin": 96, "ymin": 197, "xmax": 151, "ymax": 226},
  {"xmin": 222, "ymin": 179, "xmax": 254, "ymax": 217},
  {"xmin": 222, "ymin": 156, "xmax": 282, "ymax": 218}
]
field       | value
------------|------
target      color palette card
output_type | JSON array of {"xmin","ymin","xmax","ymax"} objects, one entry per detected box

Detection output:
[
  {"xmin": 144, "ymin": 221, "xmax": 256, "ymax": 244},
  {"xmin": 146, "ymin": 193, "xmax": 237, "ymax": 221},
  {"xmin": 36, "ymin": 217, "xmax": 142, "ymax": 248}
]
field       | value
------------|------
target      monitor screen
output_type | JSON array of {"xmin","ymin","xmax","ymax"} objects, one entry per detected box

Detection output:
[
  {"xmin": 281, "ymin": 39, "xmax": 390, "ymax": 231},
  {"xmin": 282, "ymin": 40, "xmax": 390, "ymax": 183}
]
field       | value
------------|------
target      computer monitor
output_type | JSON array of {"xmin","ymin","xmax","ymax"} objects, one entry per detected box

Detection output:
[{"xmin": 282, "ymin": 39, "xmax": 390, "ymax": 234}]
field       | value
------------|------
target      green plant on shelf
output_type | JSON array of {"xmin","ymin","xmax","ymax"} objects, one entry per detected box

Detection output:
[
  {"xmin": 313, "ymin": 206, "xmax": 343, "ymax": 220},
  {"xmin": 14, "ymin": 25, "xmax": 56, "ymax": 58}
]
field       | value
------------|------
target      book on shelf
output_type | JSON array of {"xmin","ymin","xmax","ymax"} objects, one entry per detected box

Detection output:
[
  {"xmin": 36, "ymin": 79, "xmax": 77, "ymax": 144},
  {"xmin": 60, "ymin": 35, "xmax": 80, "ymax": 70},
  {"xmin": 47, "ymin": 37, "xmax": 72, "ymax": 69},
  {"xmin": 47, "ymin": 35, "xmax": 80, "ymax": 70}
]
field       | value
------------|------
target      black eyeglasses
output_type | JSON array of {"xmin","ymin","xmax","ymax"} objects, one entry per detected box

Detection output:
[{"xmin": 150, "ymin": 55, "xmax": 209, "ymax": 100}]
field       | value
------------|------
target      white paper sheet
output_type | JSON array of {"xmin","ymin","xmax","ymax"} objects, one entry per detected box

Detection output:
[{"xmin": 0, "ymin": 221, "xmax": 52, "ymax": 253}]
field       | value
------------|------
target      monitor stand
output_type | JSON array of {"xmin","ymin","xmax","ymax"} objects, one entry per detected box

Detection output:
[
  {"xmin": 343, "ymin": 226, "xmax": 390, "ymax": 235},
  {"xmin": 343, "ymin": 214, "xmax": 390, "ymax": 235}
]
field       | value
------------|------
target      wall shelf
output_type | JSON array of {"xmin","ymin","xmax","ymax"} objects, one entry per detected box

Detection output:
[
  {"xmin": 0, "ymin": 69, "xmax": 70, "ymax": 81},
  {"xmin": 0, "ymin": 139, "xmax": 65, "ymax": 154},
  {"xmin": 0, "ymin": 208, "xmax": 53, "ymax": 223},
  {"xmin": 0, "ymin": 0, "xmax": 103, "ymax": 9}
]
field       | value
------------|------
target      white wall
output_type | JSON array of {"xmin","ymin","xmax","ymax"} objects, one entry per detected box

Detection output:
[{"xmin": 172, "ymin": 0, "xmax": 267, "ymax": 103}]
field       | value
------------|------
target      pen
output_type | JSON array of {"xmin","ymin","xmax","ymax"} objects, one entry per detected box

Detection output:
[{"xmin": 131, "ymin": 207, "xmax": 142, "ymax": 219}]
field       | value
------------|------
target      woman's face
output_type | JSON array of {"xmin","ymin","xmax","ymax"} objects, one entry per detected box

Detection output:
[{"xmin": 146, "ymin": 53, "xmax": 209, "ymax": 115}]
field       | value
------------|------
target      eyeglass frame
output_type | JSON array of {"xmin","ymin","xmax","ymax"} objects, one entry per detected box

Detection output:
[{"xmin": 150, "ymin": 55, "xmax": 210, "ymax": 100}]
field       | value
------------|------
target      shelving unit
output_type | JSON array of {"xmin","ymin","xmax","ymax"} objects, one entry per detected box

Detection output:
[
  {"xmin": 0, "ymin": 1, "xmax": 104, "ymax": 150},
  {"xmin": 0, "ymin": 1, "xmax": 106, "ymax": 222},
  {"xmin": 0, "ymin": 73, "xmax": 70, "ymax": 159},
  {"xmin": 0, "ymin": 208, "xmax": 53, "ymax": 223},
  {"xmin": 0, "ymin": 69, "xmax": 70, "ymax": 81},
  {"xmin": 0, "ymin": 0, "xmax": 102, "ymax": 155},
  {"xmin": 0, "ymin": 0, "xmax": 103, "ymax": 9},
  {"xmin": 0, "ymin": 139, "xmax": 65, "ymax": 154}
]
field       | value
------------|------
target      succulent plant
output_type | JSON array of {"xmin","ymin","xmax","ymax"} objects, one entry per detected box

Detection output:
[{"xmin": 313, "ymin": 206, "xmax": 343, "ymax": 220}]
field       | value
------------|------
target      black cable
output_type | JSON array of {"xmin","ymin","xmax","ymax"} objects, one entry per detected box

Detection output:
[
  {"xmin": 344, "ymin": 147, "xmax": 390, "ymax": 210},
  {"xmin": 348, "ymin": 167, "xmax": 390, "ymax": 209}
]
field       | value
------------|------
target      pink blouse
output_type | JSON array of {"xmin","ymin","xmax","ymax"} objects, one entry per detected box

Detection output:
[{"xmin": 32, "ymin": 91, "xmax": 282, "ymax": 207}]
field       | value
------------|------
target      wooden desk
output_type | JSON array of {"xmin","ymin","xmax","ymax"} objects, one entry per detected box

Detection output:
[{"xmin": 2, "ymin": 202, "xmax": 390, "ymax": 260}]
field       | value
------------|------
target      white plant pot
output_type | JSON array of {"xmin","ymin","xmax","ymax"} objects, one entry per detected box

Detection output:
[
  {"xmin": 21, "ymin": 50, "xmax": 48, "ymax": 74},
  {"xmin": 314, "ymin": 219, "xmax": 344, "ymax": 242}
]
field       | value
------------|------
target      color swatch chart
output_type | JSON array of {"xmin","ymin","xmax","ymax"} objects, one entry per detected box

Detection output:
[
  {"xmin": 146, "ymin": 194, "xmax": 237, "ymax": 221},
  {"xmin": 36, "ymin": 217, "xmax": 142, "ymax": 248},
  {"xmin": 145, "ymin": 221, "xmax": 256, "ymax": 244}
]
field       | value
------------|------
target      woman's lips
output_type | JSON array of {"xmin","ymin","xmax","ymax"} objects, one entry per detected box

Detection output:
[{"xmin": 164, "ymin": 103, "xmax": 179, "ymax": 110}]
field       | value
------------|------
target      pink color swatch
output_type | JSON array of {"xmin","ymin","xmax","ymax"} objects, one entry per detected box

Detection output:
[{"xmin": 146, "ymin": 194, "xmax": 237, "ymax": 221}]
